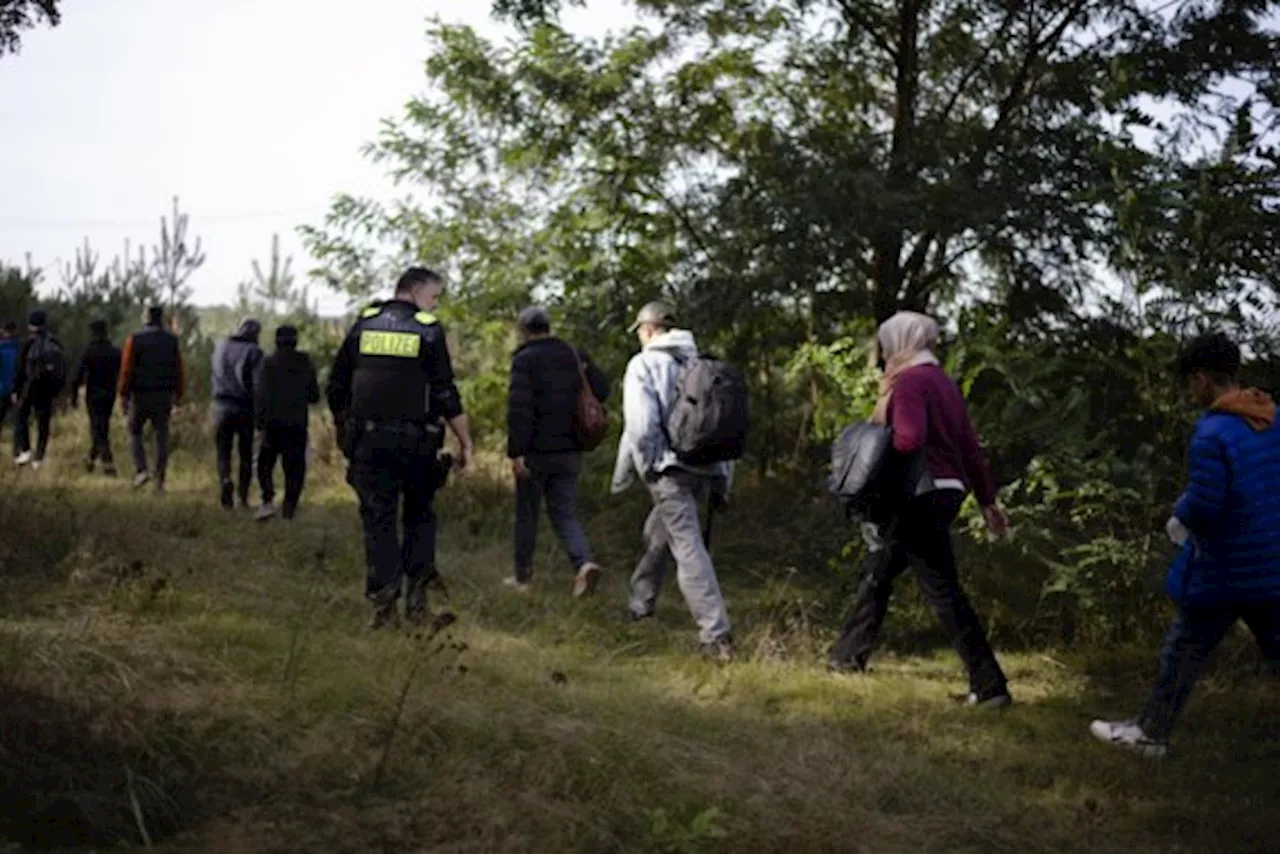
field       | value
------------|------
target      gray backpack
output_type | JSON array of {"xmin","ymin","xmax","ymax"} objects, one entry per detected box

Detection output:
[{"xmin": 666, "ymin": 354, "xmax": 750, "ymax": 465}]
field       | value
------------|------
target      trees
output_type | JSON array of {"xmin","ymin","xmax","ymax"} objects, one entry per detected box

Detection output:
[{"xmin": 0, "ymin": 0, "xmax": 59, "ymax": 58}]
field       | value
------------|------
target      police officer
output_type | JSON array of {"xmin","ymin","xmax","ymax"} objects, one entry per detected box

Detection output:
[{"xmin": 326, "ymin": 267, "xmax": 474, "ymax": 629}]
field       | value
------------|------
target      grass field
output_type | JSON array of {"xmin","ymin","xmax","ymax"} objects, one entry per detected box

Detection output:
[{"xmin": 1, "ymin": 410, "xmax": 1277, "ymax": 853}]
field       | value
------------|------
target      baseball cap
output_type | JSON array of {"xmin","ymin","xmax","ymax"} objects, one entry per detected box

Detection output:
[{"xmin": 628, "ymin": 301, "xmax": 676, "ymax": 333}]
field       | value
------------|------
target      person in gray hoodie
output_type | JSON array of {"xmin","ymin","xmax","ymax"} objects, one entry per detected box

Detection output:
[
  {"xmin": 612, "ymin": 302, "xmax": 734, "ymax": 661},
  {"xmin": 211, "ymin": 318, "xmax": 263, "ymax": 508}
]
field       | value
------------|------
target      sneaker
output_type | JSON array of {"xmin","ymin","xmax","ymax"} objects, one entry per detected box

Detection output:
[
  {"xmin": 502, "ymin": 577, "xmax": 532, "ymax": 593},
  {"xmin": 220, "ymin": 481, "xmax": 234, "ymax": 509},
  {"xmin": 256, "ymin": 502, "xmax": 278, "ymax": 522},
  {"xmin": 700, "ymin": 634, "xmax": 735, "ymax": 664},
  {"xmin": 963, "ymin": 690, "xmax": 1014, "ymax": 710},
  {"xmin": 31, "ymin": 460, "xmax": 42, "ymax": 471},
  {"xmin": 14, "ymin": 451, "xmax": 31, "ymax": 466},
  {"xmin": 103, "ymin": 464, "xmax": 118, "ymax": 478},
  {"xmin": 572, "ymin": 562, "xmax": 602, "ymax": 598},
  {"xmin": 827, "ymin": 657, "xmax": 867, "ymax": 676},
  {"xmin": 132, "ymin": 471, "xmax": 151, "ymax": 489},
  {"xmin": 369, "ymin": 602, "xmax": 400, "ymax": 631},
  {"xmin": 85, "ymin": 459, "xmax": 96, "ymax": 474},
  {"xmin": 1089, "ymin": 720, "xmax": 1169, "ymax": 759},
  {"xmin": 281, "ymin": 503, "xmax": 297, "ymax": 521},
  {"xmin": 625, "ymin": 608, "xmax": 654, "ymax": 623}
]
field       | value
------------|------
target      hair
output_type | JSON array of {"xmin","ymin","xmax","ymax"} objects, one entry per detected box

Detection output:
[
  {"xmin": 2, "ymin": 321, "xmax": 15, "ymax": 335},
  {"xmin": 147, "ymin": 305, "xmax": 164, "ymax": 325},
  {"xmin": 1177, "ymin": 332, "xmax": 1241, "ymax": 383},
  {"xmin": 276, "ymin": 325, "xmax": 299, "ymax": 347},
  {"xmin": 395, "ymin": 267, "xmax": 444, "ymax": 295},
  {"xmin": 517, "ymin": 306, "xmax": 551, "ymax": 336},
  {"xmin": 90, "ymin": 319, "xmax": 108, "ymax": 337}
]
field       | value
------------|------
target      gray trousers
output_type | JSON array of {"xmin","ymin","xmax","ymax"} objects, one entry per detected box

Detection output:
[
  {"xmin": 128, "ymin": 391, "xmax": 173, "ymax": 479},
  {"xmin": 514, "ymin": 452, "xmax": 592, "ymax": 581},
  {"xmin": 629, "ymin": 470, "xmax": 731, "ymax": 644}
]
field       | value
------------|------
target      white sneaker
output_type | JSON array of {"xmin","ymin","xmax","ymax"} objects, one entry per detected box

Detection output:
[
  {"xmin": 256, "ymin": 502, "xmax": 278, "ymax": 522},
  {"xmin": 573, "ymin": 562, "xmax": 602, "ymax": 598},
  {"xmin": 31, "ymin": 460, "xmax": 42, "ymax": 471},
  {"xmin": 14, "ymin": 451, "xmax": 31, "ymax": 466},
  {"xmin": 132, "ymin": 471, "xmax": 151, "ymax": 489},
  {"xmin": 502, "ymin": 577, "xmax": 531, "ymax": 593},
  {"xmin": 1089, "ymin": 720, "xmax": 1168, "ymax": 759}
]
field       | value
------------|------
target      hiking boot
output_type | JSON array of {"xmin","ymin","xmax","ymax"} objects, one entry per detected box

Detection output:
[
  {"xmin": 133, "ymin": 471, "xmax": 151, "ymax": 489},
  {"xmin": 219, "ymin": 481, "xmax": 234, "ymax": 509},
  {"xmin": 256, "ymin": 502, "xmax": 278, "ymax": 522},
  {"xmin": 368, "ymin": 587, "xmax": 400, "ymax": 631},
  {"xmin": 827, "ymin": 657, "xmax": 867, "ymax": 676},
  {"xmin": 1089, "ymin": 720, "xmax": 1168, "ymax": 759},
  {"xmin": 962, "ymin": 690, "xmax": 1013, "ymax": 710},
  {"xmin": 405, "ymin": 576, "xmax": 432, "ymax": 626},
  {"xmin": 103, "ymin": 464, "xmax": 117, "ymax": 478},
  {"xmin": 85, "ymin": 459, "xmax": 96, "ymax": 474},
  {"xmin": 700, "ymin": 634, "xmax": 735, "ymax": 664},
  {"xmin": 573, "ymin": 562, "xmax": 602, "ymax": 598},
  {"xmin": 14, "ymin": 451, "xmax": 31, "ymax": 466},
  {"xmin": 502, "ymin": 576, "xmax": 532, "ymax": 593}
]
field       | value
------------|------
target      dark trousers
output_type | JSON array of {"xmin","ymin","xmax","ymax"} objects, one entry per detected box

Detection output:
[
  {"xmin": 829, "ymin": 490, "xmax": 1008, "ymax": 698},
  {"xmin": 0, "ymin": 396, "xmax": 10, "ymax": 442},
  {"xmin": 514, "ymin": 452, "xmax": 592, "ymax": 581},
  {"xmin": 214, "ymin": 407, "xmax": 255, "ymax": 502},
  {"xmin": 14, "ymin": 394, "xmax": 54, "ymax": 461},
  {"xmin": 128, "ymin": 391, "xmax": 173, "ymax": 478},
  {"xmin": 1138, "ymin": 601, "xmax": 1280, "ymax": 740},
  {"xmin": 258, "ymin": 424, "xmax": 308, "ymax": 514},
  {"xmin": 350, "ymin": 430, "xmax": 440, "ymax": 600},
  {"xmin": 86, "ymin": 394, "xmax": 116, "ymax": 464}
]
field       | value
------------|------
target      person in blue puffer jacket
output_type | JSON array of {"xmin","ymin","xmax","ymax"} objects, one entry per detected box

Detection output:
[
  {"xmin": 0, "ymin": 321, "xmax": 18, "ymax": 441},
  {"xmin": 1091, "ymin": 332, "xmax": 1280, "ymax": 758}
]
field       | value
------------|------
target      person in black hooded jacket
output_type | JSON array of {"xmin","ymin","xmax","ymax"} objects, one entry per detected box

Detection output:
[
  {"xmin": 71, "ymin": 319, "xmax": 122, "ymax": 475},
  {"xmin": 253, "ymin": 325, "xmax": 319, "ymax": 521},
  {"xmin": 504, "ymin": 306, "xmax": 611, "ymax": 596}
]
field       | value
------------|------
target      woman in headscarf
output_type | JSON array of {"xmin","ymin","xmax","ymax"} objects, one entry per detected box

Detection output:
[{"xmin": 828, "ymin": 311, "xmax": 1012, "ymax": 708}]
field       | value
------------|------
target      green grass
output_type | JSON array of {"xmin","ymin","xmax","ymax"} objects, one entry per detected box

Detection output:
[{"xmin": 1, "ymin": 410, "xmax": 1277, "ymax": 853}]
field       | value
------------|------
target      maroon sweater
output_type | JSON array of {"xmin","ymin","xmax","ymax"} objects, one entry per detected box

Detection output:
[{"xmin": 887, "ymin": 364, "xmax": 997, "ymax": 507}]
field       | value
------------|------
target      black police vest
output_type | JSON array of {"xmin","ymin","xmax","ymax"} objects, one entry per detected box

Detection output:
[{"xmin": 349, "ymin": 304, "xmax": 441, "ymax": 424}]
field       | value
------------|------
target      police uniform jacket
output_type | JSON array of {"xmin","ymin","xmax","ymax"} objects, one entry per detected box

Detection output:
[{"xmin": 326, "ymin": 299, "xmax": 464, "ymax": 427}]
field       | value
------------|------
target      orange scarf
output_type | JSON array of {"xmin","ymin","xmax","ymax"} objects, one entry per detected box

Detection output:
[{"xmin": 1211, "ymin": 388, "xmax": 1276, "ymax": 431}]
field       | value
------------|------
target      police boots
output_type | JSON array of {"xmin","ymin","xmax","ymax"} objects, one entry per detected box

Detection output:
[
  {"xmin": 405, "ymin": 577, "xmax": 430, "ymax": 627},
  {"xmin": 368, "ymin": 586, "xmax": 400, "ymax": 631}
]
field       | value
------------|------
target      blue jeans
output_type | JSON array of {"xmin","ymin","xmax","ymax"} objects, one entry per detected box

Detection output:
[
  {"xmin": 1139, "ymin": 601, "xmax": 1280, "ymax": 739},
  {"xmin": 514, "ymin": 452, "xmax": 592, "ymax": 581}
]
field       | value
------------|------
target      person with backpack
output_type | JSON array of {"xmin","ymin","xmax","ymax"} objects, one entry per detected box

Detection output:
[
  {"xmin": 1090, "ymin": 333, "xmax": 1280, "ymax": 758},
  {"xmin": 12, "ymin": 309, "xmax": 68, "ymax": 470},
  {"xmin": 211, "ymin": 318, "xmax": 264, "ymax": 508},
  {"xmin": 253, "ymin": 325, "xmax": 320, "ymax": 521},
  {"xmin": 118, "ymin": 306, "xmax": 185, "ymax": 493},
  {"xmin": 71, "ymin": 319, "xmax": 122, "ymax": 476},
  {"xmin": 504, "ymin": 306, "xmax": 611, "ymax": 595},
  {"xmin": 826, "ymin": 311, "xmax": 1011, "ymax": 708},
  {"xmin": 613, "ymin": 302, "xmax": 746, "ymax": 662},
  {"xmin": 0, "ymin": 321, "xmax": 18, "ymax": 442}
]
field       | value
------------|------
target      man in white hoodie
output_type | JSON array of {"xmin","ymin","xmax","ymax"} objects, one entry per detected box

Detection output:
[{"xmin": 612, "ymin": 302, "xmax": 735, "ymax": 661}]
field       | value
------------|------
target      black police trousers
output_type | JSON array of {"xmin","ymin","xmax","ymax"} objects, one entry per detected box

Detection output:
[
  {"xmin": 349, "ymin": 427, "xmax": 440, "ymax": 601},
  {"xmin": 86, "ymin": 393, "xmax": 116, "ymax": 465}
]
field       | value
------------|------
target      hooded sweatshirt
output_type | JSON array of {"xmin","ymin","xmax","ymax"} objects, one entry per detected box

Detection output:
[
  {"xmin": 1167, "ymin": 386, "xmax": 1280, "ymax": 607},
  {"xmin": 211, "ymin": 321, "xmax": 264, "ymax": 413},
  {"xmin": 611, "ymin": 329, "xmax": 732, "ymax": 495}
]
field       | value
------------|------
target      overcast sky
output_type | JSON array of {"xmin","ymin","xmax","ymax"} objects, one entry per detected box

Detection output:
[{"xmin": 0, "ymin": 0, "xmax": 632, "ymax": 313}]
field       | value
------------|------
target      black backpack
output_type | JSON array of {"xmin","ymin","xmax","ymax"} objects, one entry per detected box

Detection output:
[
  {"xmin": 828, "ymin": 421, "xmax": 930, "ymax": 524},
  {"xmin": 666, "ymin": 354, "xmax": 750, "ymax": 465},
  {"xmin": 27, "ymin": 334, "xmax": 68, "ymax": 392}
]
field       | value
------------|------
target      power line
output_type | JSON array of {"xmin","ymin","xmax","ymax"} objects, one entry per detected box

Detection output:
[{"xmin": 0, "ymin": 206, "xmax": 330, "ymax": 230}]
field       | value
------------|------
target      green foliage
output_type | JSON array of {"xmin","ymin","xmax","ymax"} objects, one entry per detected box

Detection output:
[
  {"xmin": 0, "ymin": 0, "xmax": 60, "ymax": 58},
  {"xmin": 642, "ymin": 806, "xmax": 728, "ymax": 854}
]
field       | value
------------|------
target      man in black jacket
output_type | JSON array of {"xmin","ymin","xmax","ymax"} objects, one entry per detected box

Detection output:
[
  {"xmin": 119, "ymin": 306, "xmax": 185, "ymax": 492},
  {"xmin": 13, "ymin": 309, "xmax": 67, "ymax": 470},
  {"xmin": 211, "ymin": 318, "xmax": 263, "ymax": 508},
  {"xmin": 505, "ymin": 306, "xmax": 611, "ymax": 596},
  {"xmin": 71, "ymin": 319, "xmax": 122, "ymax": 475},
  {"xmin": 254, "ymin": 325, "xmax": 319, "ymax": 521}
]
